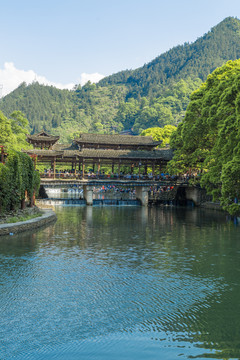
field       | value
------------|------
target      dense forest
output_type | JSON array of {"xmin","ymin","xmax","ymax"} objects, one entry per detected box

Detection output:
[
  {"xmin": 168, "ymin": 59, "xmax": 240, "ymax": 215},
  {"xmin": 1, "ymin": 17, "xmax": 240, "ymax": 143}
]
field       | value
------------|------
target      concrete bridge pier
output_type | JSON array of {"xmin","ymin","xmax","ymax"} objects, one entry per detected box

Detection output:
[
  {"xmin": 86, "ymin": 206, "xmax": 93, "ymax": 224},
  {"xmin": 135, "ymin": 186, "xmax": 149, "ymax": 206},
  {"xmin": 83, "ymin": 185, "xmax": 93, "ymax": 205},
  {"xmin": 184, "ymin": 186, "xmax": 202, "ymax": 206}
]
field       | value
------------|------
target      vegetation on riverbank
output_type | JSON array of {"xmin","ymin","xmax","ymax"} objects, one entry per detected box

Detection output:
[
  {"xmin": 0, "ymin": 150, "xmax": 40, "ymax": 214},
  {"xmin": 168, "ymin": 59, "xmax": 240, "ymax": 215},
  {"xmin": 0, "ymin": 207, "xmax": 42, "ymax": 224},
  {"xmin": 0, "ymin": 112, "xmax": 40, "ymax": 216}
]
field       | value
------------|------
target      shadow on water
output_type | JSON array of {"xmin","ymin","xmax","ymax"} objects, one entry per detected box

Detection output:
[{"xmin": 0, "ymin": 206, "xmax": 240, "ymax": 359}]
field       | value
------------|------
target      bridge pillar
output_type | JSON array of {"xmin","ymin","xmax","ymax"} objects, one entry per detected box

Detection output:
[
  {"xmin": 83, "ymin": 185, "xmax": 94, "ymax": 205},
  {"xmin": 135, "ymin": 186, "xmax": 149, "ymax": 206},
  {"xmin": 184, "ymin": 186, "xmax": 202, "ymax": 206}
]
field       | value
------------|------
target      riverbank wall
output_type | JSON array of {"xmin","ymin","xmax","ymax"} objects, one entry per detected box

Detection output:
[
  {"xmin": 0, "ymin": 209, "xmax": 57, "ymax": 236},
  {"xmin": 199, "ymin": 201, "xmax": 223, "ymax": 211},
  {"xmin": 179, "ymin": 186, "xmax": 225, "ymax": 211}
]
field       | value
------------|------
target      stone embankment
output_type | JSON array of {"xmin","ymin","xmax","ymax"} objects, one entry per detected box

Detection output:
[
  {"xmin": 0, "ymin": 209, "xmax": 57, "ymax": 236},
  {"xmin": 199, "ymin": 201, "xmax": 222, "ymax": 211}
]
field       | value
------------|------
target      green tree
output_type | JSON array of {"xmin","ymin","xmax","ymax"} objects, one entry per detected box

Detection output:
[
  {"xmin": 168, "ymin": 59, "xmax": 240, "ymax": 214},
  {"xmin": 0, "ymin": 111, "xmax": 14, "ymax": 147},
  {"xmin": 141, "ymin": 125, "xmax": 176, "ymax": 147},
  {"xmin": 0, "ymin": 150, "xmax": 40, "ymax": 213},
  {"xmin": 220, "ymin": 158, "xmax": 240, "ymax": 215},
  {"xmin": 0, "ymin": 110, "xmax": 31, "ymax": 151}
]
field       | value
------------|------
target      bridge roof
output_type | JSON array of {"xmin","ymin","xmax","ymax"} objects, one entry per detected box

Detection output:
[
  {"xmin": 79, "ymin": 148, "xmax": 173, "ymax": 160},
  {"xmin": 25, "ymin": 147, "xmax": 173, "ymax": 161},
  {"xmin": 74, "ymin": 133, "xmax": 161, "ymax": 146}
]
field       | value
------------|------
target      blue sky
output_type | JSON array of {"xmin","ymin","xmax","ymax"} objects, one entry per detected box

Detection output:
[{"xmin": 1, "ymin": 0, "xmax": 240, "ymax": 96}]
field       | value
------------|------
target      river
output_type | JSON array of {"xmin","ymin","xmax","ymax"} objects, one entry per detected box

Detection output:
[{"xmin": 0, "ymin": 206, "xmax": 240, "ymax": 359}]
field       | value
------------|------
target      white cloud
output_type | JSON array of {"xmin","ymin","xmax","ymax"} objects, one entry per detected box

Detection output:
[
  {"xmin": 0, "ymin": 62, "xmax": 105, "ymax": 97},
  {"xmin": 79, "ymin": 72, "xmax": 105, "ymax": 86}
]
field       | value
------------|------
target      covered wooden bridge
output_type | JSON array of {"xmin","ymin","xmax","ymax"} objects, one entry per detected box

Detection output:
[{"xmin": 24, "ymin": 131, "xmax": 173, "ymax": 180}]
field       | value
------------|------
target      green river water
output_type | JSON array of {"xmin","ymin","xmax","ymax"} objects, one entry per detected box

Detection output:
[{"xmin": 0, "ymin": 205, "xmax": 240, "ymax": 360}]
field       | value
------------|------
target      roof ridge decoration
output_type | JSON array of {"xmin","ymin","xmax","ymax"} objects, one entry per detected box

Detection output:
[{"xmin": 36, "ymin": 131, "xmax": 51, "ymax": 137}]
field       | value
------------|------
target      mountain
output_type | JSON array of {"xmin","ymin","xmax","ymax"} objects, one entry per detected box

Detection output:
[
  {"xmin": 0, "ymin": 82, "xmax": 128, "ymax": 142},
  {"xmin": 1, "ymin": 16, "xmax": 240, "ymax": 140},
  {"xmin": 99, "ymin": 17, "xmax": 240, "ymax": 97}
]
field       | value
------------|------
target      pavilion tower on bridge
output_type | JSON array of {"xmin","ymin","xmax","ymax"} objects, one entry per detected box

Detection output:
[{"xmin": 27, "ymin": 131, "xmax": 60, "ymax": 150}]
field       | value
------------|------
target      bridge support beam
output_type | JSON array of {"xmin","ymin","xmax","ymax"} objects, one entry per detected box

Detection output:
[
  {"xmin": 83, "ymin": 185, "xmax": 93, "ymax": 205},
  {"xmin": 135, "ymin": 186, "xmax": 149, "ymax": 206}
]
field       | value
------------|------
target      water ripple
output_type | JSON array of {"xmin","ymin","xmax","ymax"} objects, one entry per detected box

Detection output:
[{"xmin": 0, "ymin": 206, "xmax": 239, "ymax": 359}]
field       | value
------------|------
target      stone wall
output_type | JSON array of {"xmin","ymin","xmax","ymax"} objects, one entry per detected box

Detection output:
[
  {"xmin": 199, "ymin": 201, "xmax": 223, "ymax": 211},
  {"xmin": 175, "ymin": 186, "xmax": 212, "ymax": 206},
  {"xmin": 0, "ymin": 210, "xmax": 57, "ymax": 236}
]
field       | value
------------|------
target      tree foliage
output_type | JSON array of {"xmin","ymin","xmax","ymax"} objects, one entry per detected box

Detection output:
[
  {"xmin": 0, "ymin": 110, "xmax": 31, "ymax": 151},
  {"xmin": 0, "ymin": 151, "xmax": 40, "ymax": 213},
  {"xmin": 168, "ymin": 59, "xmax": 240, "ymax": 215},
  {"xmin": 0, "ymin": 110, "xmax": 39, "ymax": 213},
  {"xmin": 141, "ymin": 125, "xmax": 177, "ymax": 147}
]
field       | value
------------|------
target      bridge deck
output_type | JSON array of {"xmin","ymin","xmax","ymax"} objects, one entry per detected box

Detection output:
[{"xmin": 40, "ymin": 178, "xmax": 186, "ymax": 187}]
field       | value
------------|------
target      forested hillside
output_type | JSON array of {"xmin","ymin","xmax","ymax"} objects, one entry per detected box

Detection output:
[
  {"xmin": 100, "ymin": 17, "xmax": 240, "ymax": 97},
  {"xmin": 0, "ymin": 82, "xmax": 128, "ymax": 142},
  {"xmin": 1, "ymin": 17, "xmax": 240, "ymax": 141}
]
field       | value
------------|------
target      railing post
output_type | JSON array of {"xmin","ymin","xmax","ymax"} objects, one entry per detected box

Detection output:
[{"xmin": 53, "ymin": 158, "xmax": 56, "ymax": 180}]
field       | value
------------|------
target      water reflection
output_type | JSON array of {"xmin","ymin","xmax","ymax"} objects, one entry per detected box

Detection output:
[{"xmin": 0, "ymin": 207, "xmax": 240, "ymax": 359}]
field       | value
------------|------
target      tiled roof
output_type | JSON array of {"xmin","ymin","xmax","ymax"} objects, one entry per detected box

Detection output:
[
  {"xmin": 24, "ymin": 147, "xmax": 173, "ymax": 161},
  {"xmin": 24, "ymin": 149, "xmax": 79, "ymax": 157},
  {"xmin": 52, "ymin": 143, "xmax": 78, "ymax": 151},
  {"xmin": 74, "ymin": 133, "xmax": 161, "ymax": 146},
  {"xmin": 24, "ymin": 149, "xmax": 63, "ymax": 157},
  {"xmin": 79, "ymin": 148, "xmax": 173, "ymax": 160},
  {"xmin": 27, "ymin": 134, "xmax": 60, "ymax": 142}
]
